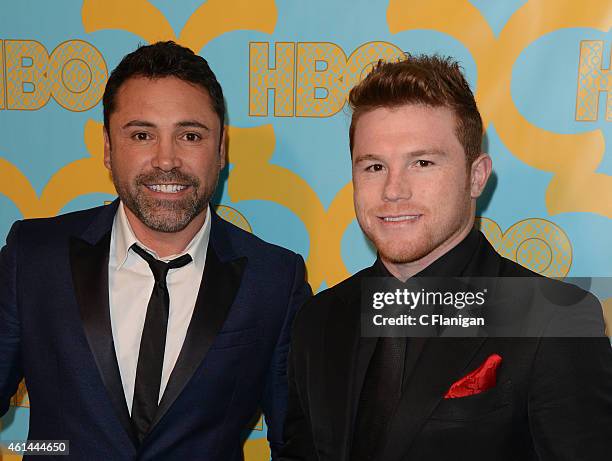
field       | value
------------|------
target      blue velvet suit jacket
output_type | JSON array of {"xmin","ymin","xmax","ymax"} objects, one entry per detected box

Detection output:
[{"xmin": 0, "ymin": 200, "xmax": 311, "ymax": 460}]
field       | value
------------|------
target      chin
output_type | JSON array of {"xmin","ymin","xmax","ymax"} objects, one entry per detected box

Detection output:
[
  {"xmin": 371, "ymin": 237, "xmax": 434, "ymax": 265},
  {"xmin": 142, "ymin": 216, "xmax": 193, "ymax": 233},
  {"xmin": 379, "ymin": 247, "xmax": 431, "ymax": 265}
]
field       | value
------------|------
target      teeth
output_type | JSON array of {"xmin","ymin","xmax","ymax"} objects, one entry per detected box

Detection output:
[
  {"xmin": 383, "ymin": 215, "xmax": 419, "ymax": 222},
  {"xmin": 148, "ymin": 184, "xmax": 187, "ymax": 193}
]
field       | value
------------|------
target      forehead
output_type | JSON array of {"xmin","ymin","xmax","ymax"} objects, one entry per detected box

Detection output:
[
  {"xmin": 111, "ymin": 76, "xmax": 217, "ymax": 125},
  {"xmin": 352, "ymin": 104, "xmax": 463, "ymax": 156}
]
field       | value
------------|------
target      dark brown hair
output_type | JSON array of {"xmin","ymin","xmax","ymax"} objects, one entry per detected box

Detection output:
[
  {"xmin": 348, "ymin": 55, "xmax": 483, "ymax": 164},
  {"xmin": 103, "ymin": 41, "xmax": 225, "ymax": 131}
]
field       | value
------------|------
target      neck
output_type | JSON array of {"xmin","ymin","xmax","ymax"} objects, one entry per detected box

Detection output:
[
  {"xmin": 381, "ymin": 214, "xmax": 475, "ymax": 282},
  {"xmin": 124, "ymin": 206, "xmax": 207, "ymax": 258}
]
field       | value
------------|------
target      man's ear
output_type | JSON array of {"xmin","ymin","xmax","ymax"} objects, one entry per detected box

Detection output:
[
  {"xmin": 103, "ymin": 127, "xmax": 112, "ymax": 171},
  {"xmin": 470, "ymin": 153, "xmax": 492, "ymax": 198},
  {"xmin": 219, "ymin": 127, "xmax": 227, "ymax": 170}
]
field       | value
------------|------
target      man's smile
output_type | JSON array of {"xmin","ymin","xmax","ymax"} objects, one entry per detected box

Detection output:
[
  {"xmin": 378, "ymin": 214, "xmax": 422, "ymax": 223},
  {"xmin": 145, "ymin": 184, "xmax": 190, "ymax": 194}
]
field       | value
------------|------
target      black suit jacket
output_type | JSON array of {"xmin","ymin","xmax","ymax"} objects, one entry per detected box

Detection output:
[
  {"xmin": 0, "ymin": 200, "xmax": 311, "ymax": 460},
  {"xmin": 280, "ymin": 230, "xmax": 612, "ymax": 461}
]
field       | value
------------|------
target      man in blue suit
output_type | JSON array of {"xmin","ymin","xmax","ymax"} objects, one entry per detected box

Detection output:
[{"xmin": 0, "ymin": 41, "xmax": 310, "ymax": 460}]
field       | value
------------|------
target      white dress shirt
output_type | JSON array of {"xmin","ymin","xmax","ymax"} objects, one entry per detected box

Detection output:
[{"xmin": 108, "ymin": 202, "xmax": 210, "ymax": 412}]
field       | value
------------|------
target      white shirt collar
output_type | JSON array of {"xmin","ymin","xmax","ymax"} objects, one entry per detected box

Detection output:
[{"xmin": 112, "ymin": 201, "xmax": 211, "ymax": 273}]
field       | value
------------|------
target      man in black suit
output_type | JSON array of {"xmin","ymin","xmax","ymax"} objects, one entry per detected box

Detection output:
[
  {"xmin": 0, "ymin": 41, "xmax": 310, "ymax": 460},
  {"xmin": 280, "ymin": 55, "xmax": 612, "ymax": 460}
]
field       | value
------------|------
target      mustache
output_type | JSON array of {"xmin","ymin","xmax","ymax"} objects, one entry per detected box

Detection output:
[
  {"xmin": 135, "ymin": 170, "xmax": 200, "ymax": 187},
  {"xmin": 373, "ymin": 207, "xmax": 426, "ymax": 215}
]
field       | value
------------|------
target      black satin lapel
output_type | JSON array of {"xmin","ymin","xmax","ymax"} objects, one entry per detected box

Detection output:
[
  {"xmin": 465, "ymin": 231, "xmax": 502, "ymax": 276},
  {"xmin": 69, "ymin": 234, "xmax": 137, "ymax": 446},
  {"xmin": 324, "ymin": 290, "xmax": 366, "ymax": 460},
  {"xmin": 379, "ymin": 337, "xmax": 487, "ymax": 461},
  {"xmin": 151, "ymin": 246, "xmax": 246, "ymax": 429}
]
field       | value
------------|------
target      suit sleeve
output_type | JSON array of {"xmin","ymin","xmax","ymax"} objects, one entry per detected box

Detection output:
[
  {"xmin": 528, "ymin": 297, "xmax": 612, "ymax": 461},
  {"xmin": 277, "ymin": 303, "xmax": 319, "ymax": 461},
  {"xmin": 261, "ymin": 253, "xmax": 312, "ymax": 459},
  {"xmin": 0, "ymin": 221, "xmax": 24, "ymax": 416}
]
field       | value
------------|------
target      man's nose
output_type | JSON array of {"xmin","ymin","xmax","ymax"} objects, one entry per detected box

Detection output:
[
  {"xmin": 151, "ymin": 138, "xmax": 182, "ymax": 171},
  {"xmin": 382, "ymin": 169, "xmax": 411, "ymax": 202}
]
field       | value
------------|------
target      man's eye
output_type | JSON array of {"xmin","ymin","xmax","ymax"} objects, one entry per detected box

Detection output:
[
  {"xmin": 365, "ymin": 164, "xmax": 384, "ymax": 172},
  {"xmin": 183, "ymin": 133, "xmax": 201, "ymax": 142},
  {"xmin": 416, "ymin": 160, "xmax": 433, "ymax": 167},
  {"xmin": 133, "ymin": 132, "xmax": 150, "ymax": 141}
]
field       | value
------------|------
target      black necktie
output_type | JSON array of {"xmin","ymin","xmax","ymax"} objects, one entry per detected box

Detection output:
[
  {"xmin": 129, "ymin": 244, "xmax": 192, "ymax": 443},
  {"xmin": 351, "ymin": 336, "xmax": 406, "ymax": 461}
]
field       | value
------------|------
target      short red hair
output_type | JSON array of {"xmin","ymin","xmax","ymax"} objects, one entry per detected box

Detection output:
[{"xmin": 349, "ymin": 55, "xmax": 483, "ymax": 164}]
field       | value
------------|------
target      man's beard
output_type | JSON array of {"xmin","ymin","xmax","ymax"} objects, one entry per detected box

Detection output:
[
  {"xmin": 373, "ymin": 231, "xmax": 436, "ymax": 265},
  {"xmin": 113, "ymin": 170, "xmax": 214, "ymax": 233},
  {"xmin": 359, "ymin": 189, "xmax": 472, "ymax": 266}
]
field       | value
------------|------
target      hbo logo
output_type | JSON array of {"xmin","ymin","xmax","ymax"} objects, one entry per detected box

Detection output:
[{"xmin": 0, "ymin": 39, "xmax": 108, "ymax": 112}]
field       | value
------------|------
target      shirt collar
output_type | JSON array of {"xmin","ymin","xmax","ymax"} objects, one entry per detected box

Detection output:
[{"xmin": 113, "ymin": 201, "xmax": 211, "ymax": 273}]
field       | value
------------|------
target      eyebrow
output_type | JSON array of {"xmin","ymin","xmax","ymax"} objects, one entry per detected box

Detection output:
[
  {"xmin": 406, "ymin": 149, "xmax": 446, "ymax": 158},
  {"xmin": 176, "ymin": 120, "xmax": 210, "ymax": 131},
  {"xmin": 353, "ymin": 153, "xmax": 382, "ymax": 163},
  {"xmin": 122, "ymin": 120, "xmax": 155, "ymax": 129},
  {"xmin": 121, "ymin": 120, "xmax": 210, "ymax": 131}
]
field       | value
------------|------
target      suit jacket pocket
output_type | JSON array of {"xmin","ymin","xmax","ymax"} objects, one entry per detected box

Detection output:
[
  {"xmin": 209, "ymin": 327, "xmax": 259, "ymax": 350},
  {"xmin": 429, "ymin": 379, "xmax": 513, "ymax": 422}
]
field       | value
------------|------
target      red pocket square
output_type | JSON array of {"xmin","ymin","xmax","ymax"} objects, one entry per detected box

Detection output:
[{"xmin": 444, "ymin": 354, "xmax": 502, "ymax": 399}]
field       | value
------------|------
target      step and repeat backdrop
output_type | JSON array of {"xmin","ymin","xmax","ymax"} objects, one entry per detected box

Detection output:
[{"xmin": 0, "ymin": 0, "xmax": 610, "ymax": 459}]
